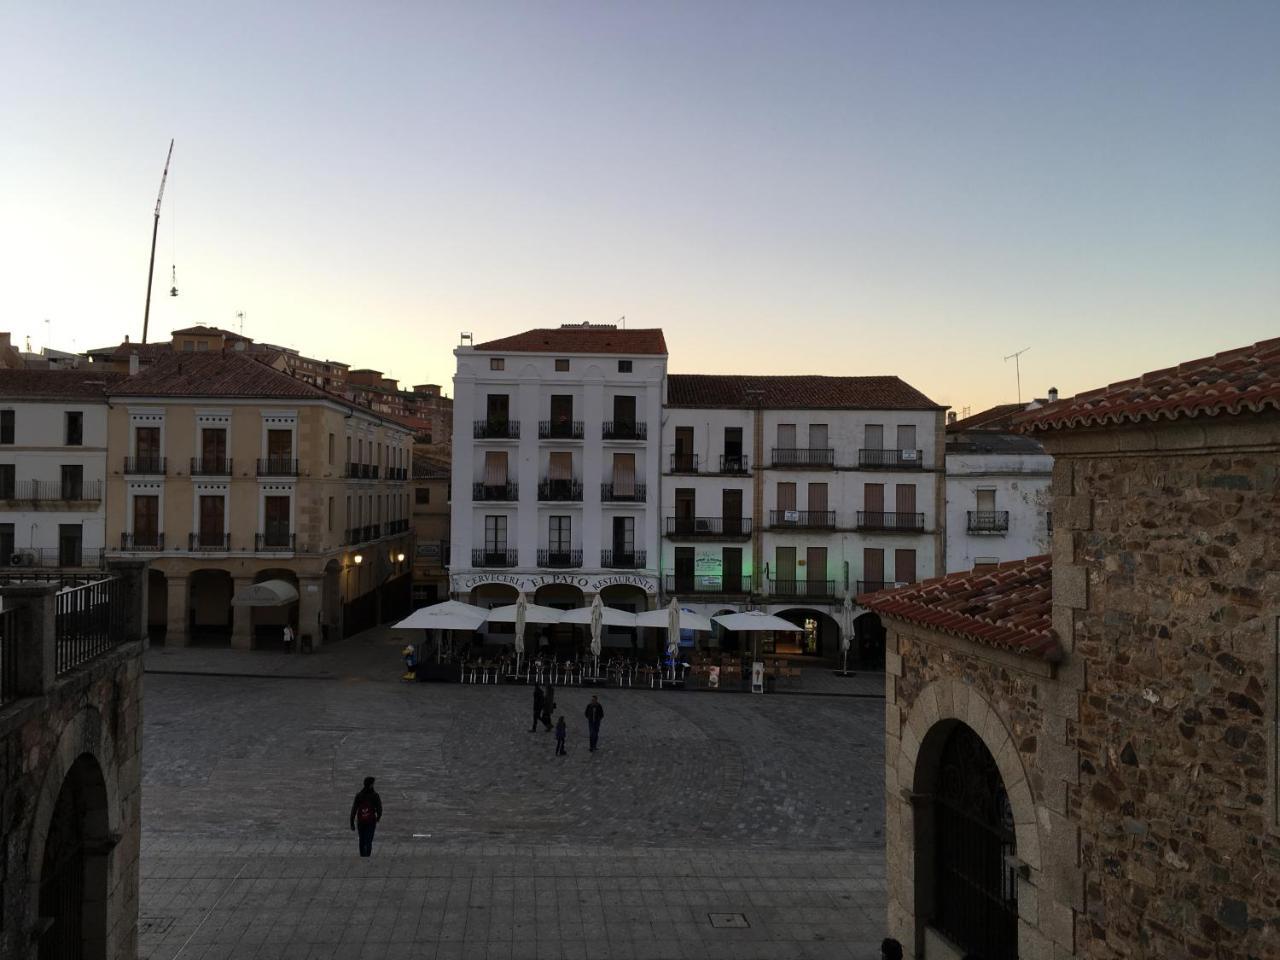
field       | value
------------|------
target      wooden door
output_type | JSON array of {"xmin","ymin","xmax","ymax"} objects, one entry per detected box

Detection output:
[
  {"xmin": 722, "ymin": 548, "xmax": 743, "ymax": 592},
  {"xmin": 806, "ymin": 547, "xmax": 827, "ymax": 596},
  {"xmin": 722, "ymin": 488, "xmax": 743, "ymax": 536},
  {"xmin": 133, "ymin": 495, "xmax": 159, "ymax": 546},
  {"xmin": 863, "ymin": 547, "xmax": 884, "ymax": 590},
  {"xmin": 199, "ymin": 495, "xmax": 224, "ymax": 546},
  {"xmin": 896, "ymin": 484, "xmax": 916, "ymax": 528},
  {"xmin": 895, "ymin": 548, "xmax": 917, "ymax": 585}
]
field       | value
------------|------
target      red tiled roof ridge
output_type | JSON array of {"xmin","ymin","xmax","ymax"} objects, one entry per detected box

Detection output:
[
  {"xmin": 471, "ymin": 327, "xmax": 668, "ymax": 355},
  {"xmin": 947, "ymin": 401, "xmax": 1026, "ymax": 433},
  {"xmin": 667, "ymin": 373, "xmax": 944, "ymax": 411},
  {"xmin": 0, "ymin": 368, "xmax": 126, "ymax": 400},
  {"xmin": 1020, "ymin": 337, "xmax": 1280, "ymax": 433},
  {"xmin": 858, "ymin": 555, "xmax": 1060, "ymax": 661}
]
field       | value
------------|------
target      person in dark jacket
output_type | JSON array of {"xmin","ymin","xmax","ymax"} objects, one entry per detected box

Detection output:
[
  {"xmin": 555, "ymin": 715, "xmax": 567, "ymax": 755},
  {"xmin": 880, "ymin": 940, "xmax": 904, "ymax": 960},
  {"xmin": 541, "ymin": 683, "xmax": 556, "ymax": 731},
  {"xmin": 530, "ymin": 684, "xmax": 545, "ymax": 732},
  {"xmin": 584, "ymin": 695, "xmax": 604, "ymax": 752},
  {"xmin": 349, "ymin": 776, "xmax": 382, "ymax": 857}
]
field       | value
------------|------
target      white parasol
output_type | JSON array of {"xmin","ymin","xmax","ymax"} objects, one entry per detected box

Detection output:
[
  {"xmin": 558, "ymin": 605, "xmax": 638, "ymax": 627},
  {"xmin": 712, "ymin": 610, "xmax": 803, "ymax": 660},
  {"xmin": 393, "ymin": 599, "xmax": 488, "ymax": 663},
  {"xmin": 635, "ymin": 608, "xmax": 712, "ymax": 632}
]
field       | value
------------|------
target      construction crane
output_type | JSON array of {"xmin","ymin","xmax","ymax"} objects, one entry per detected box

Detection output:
[{"xmin": 141, "ymin": 139, "xmax": 174, "ymax": 345}]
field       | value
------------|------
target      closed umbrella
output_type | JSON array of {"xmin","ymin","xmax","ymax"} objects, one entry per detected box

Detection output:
[
  {"xmin": 840, "ymin": 592, "xmax": 854, "ymax": 675},
  {"xmin": 665, "ymin": 598, "xmax": 681, "ymax": 676},
  {"xmin": 513, "ymin": 592, "xmax": 528, "ymax": 673},
  {"xmin": 590, "ymin": 594, "xmax": 604, "ymax": 675}
]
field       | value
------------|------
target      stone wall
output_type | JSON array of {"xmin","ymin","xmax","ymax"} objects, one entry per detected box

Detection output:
[{"xmin": 1047, "ymin": 415, "xmax": 1280, "ymax": 960}]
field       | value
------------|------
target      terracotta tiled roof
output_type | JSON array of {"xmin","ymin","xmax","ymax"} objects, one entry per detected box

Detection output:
[
  {"xmin": 110, "ymin": 341, "xmax": 172, "ymax": 359},
  {"xmin": 947, "ymin": 402, "xmax": 1026, "ymax": 433},
  {"xmin": 667, "ymin": 374, "xmax": 943, "ymax": 410},
  {"xmin": 170, "ymin": 325, "xmax": 236, "ymax": 337},
  {"xmin": 1021, "ymin": 337, "xmax": 1280, "ymax": 433},
  {"xmin": 473, "ymin": 326, "xmax": 668, "ymax": 355},
  {"xmin": 109, "ymin": 351, "xmax": 343, "ymax": 400},
  {"xmin": 858, "ymin": 556, "xmax": 1060, "ymax": 661},
  {"xmin": 0, "ymin": 368, "xmax": 125, "ymax": 400}
]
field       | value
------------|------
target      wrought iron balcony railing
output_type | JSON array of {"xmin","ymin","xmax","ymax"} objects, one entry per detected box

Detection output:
[
  {"xmin": 858, "ymin": 448, "xmax": 924, "ymax": 470},
  {"xmin": 474, "ymin": 481, "xmax": 519, "ymax": 501},
  {"xmin": 538, "ymin": 479, "xmax": 583, "ymax": 501},
  {"xmin": 473, "ymin": 548, "xmax": 518, "ymax": 568},
  {"xmin": 600, "ymin": 549, "xmax": 646, "ymax": 569},
  {"xmin": 189, "ymin": 532, "xmax": 230, "ymax": 551},
  {"xmin": 768, "ymin": 579, "xmax": 836, "ymax": 600},
  {"xmin": 768, "ymin": 509, "xmax": 836, "ymax": 529},
  {"xmin": 968, "ymin": 510, "xmax": 1010, "ymax": 534},
  {"xmin": 664, "ymin": 516, "xmax": 752, "ymax": 539},
  {"xmin": 600, "ymin": 482, "xmax": 646, "ymax": 502},
  {"xmin": 120, "ymin": 532, "xmax": 164, "ymax": 551},
  {"xmin": 856, "ymin": 511, "xmax": 925, "ymax": 532},
  {"xmin": 257, "ymin": 458, "xmax": 299, "ymax": 477},
  {"xmin": 602, "ymin": 420, "xmax": 647, "ymax": 440},
  {"xmin": 3, "ymin": 480, "xmax": 103, "ymax": 502},
  {"xmin": 123, "ymin": 456, "xmax": 166, "ymax": 475},
  {"xmin": 190, "ymin": 457, "xmax": 232, "ymax": 476},
  {"xmin": 717, "ymin": 454, "xmax": 750, "ymax": 475},
  {"xmin": 668, "ymin": 453, "xmax": 699, "ymax": 473},
  {"xmin": 256, "ymin": 532, "xmax": 296, "ymax": 552},
  {"xmin": 539, "ymin": 420, "xmax": 584, "ymax": 440},
  {"xmin": 386, "ymin": 519, "xmax": 410, "ymax": 535},
  {"xmin": 538, "ymin": 549, "xmax": 582, "ymax": 568},
  {"xmin": 474, "ymin": 419, "xmax": 520, "ymax": 440},
  {"xmin": 664, "ymin": 574, "xmax": 752, "ymax": 595},
  {"xmin": 771, "ymin": 448, "xmax": 835, "ymax": 469}
]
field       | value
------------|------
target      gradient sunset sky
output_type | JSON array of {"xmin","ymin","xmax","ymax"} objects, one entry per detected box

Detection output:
[{"xmin": 3, "ymin": 2, "xmax": 1276, "ymax": 413}]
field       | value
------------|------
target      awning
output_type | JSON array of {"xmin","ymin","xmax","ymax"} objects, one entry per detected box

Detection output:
[
  {"xmin": 558, "ymin": 606, "xmax": 638, "ymax": 627},
  {"xmin": 712, "ymin": 611, "xmax": 803, "ymax": 632},
  {"xmin": 635, "ymin": 608, "xmax": 712, "ymax": 632},
  {"xmin": 231, "ymin": 579, "xmax": 299, "ymax": 607},
  {"xmin": 393, "ymin": 600, "xmax": 488, "ymax": 631},
  {"xmin": 486, "ymin": 603, "xmax": 564, "ymax": 625}
]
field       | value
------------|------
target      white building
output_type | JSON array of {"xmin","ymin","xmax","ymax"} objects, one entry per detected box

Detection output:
[
  {"xmin": 944, "ymin": 402, "xmax": 1053, "ymax": 573},
  {"xmin": 0, "ymin": 369, "xmax": 121, "ymax": 571},
  {"xmin": 449, "ymin": 324, "xmax": 667, "ymax": 648},
  {"xmin": 662, "ymin": 374, "xmax": 947, "ymax": 662}
]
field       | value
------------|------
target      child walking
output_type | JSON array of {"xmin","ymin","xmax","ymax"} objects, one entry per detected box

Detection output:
[{"xmin": 554, "ymin": 715, "xmax": 567, "ymax": 756}]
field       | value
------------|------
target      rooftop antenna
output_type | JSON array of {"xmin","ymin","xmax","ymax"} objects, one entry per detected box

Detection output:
[
  {"xmin": 619, "ymin": 315, "xmax": 625, "ymax": 329},
  {"xmin": 43, "ymin": 317, "xmax": 51, "ymax": 350},
  {"xmin": 141, "ymin": 139, "xmax": 174, "ymax": 344},
  {"xmin": 1004, "ymin": 347, "xmax": 1030, "ymax": 405},
  {"xmin": 236, "ymin": 310, "xmax": 245, "ymax": 336}
]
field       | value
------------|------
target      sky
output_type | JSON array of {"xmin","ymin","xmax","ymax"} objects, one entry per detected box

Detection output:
[{"xmin": 2, "ymin": 1, "xmax": 1277, "ymax": 414}]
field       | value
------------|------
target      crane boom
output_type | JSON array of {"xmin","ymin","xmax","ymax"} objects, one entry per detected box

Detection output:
[{"xmin": 142, "ymin": 139, "xmax": 175, "ymax": 345}]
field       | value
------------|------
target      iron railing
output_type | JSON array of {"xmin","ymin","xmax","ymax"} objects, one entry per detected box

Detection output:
[
  {"xmin": 602, "ymin": 420, "xmax": 647, "ymax": 440},
  {"xmin": 538, "ymin": 479, "xmax": 583, "ymax": 501},
  {"xmin": 54, "ymin": 577, "xmax": 125, "ymax": 676},
  {"xmin": 771, "ymin": 448, "xmax": 835, "ymax": 468},
  {"xmin": 364, "ymin": 524, "xmax": 381, "ymax": 540},
  {"xmin": 190, "ymin": 457, "xmax": 232, "ymax": 475},
  {"xmin": 858, "ymin": 448, "xmax": 924, "ymax": 470},
  {"xmin": 664, "ymin": 516, "xmax": 752, "ymax": 539},
  {"xmin": 968, "ymin": 510, "xmax": 1010, "ymax": 534},
  {"xmin": 257, "ymin": 458, "xmax": 299, "ymax": 477},
  {"xmin": 188, "ymin": 532, "xmax": 230, "ymax": 551},
  {"xmin": 387, "ymin": 519, "xmax": 410, "ymax": 535},
  {"xmin": 119, "ymin": 533, "xmax": 164, "ymax": 551},
  {"xmin": 664, "ymin": 574, "xmax": 752, "ymax": 595},
  {"xmin": 123, "ymin": 456, "xmax": 166, "ymax": 475},
  {"xmin": 768, "ymin": 509, "xmax": 836, "ymax": 529},
  {"xmin": 669, "ymin": 453, "xmax": 699, "ymax": 473},
  {"xmin": 0, "ymin": 607, "xmax": 18, "ymax": 706},
  {"xmin": 539, "ymin": 420, "xmax": 584, "ymax": 440},
  {"xmin": 718, "ymin": 454, "xmax": 750, "ymax": 475},
  {"xmin": 537, "ymin": 549, "xmax": 582, "ymax": 568},
  {"xmin": 856, "ymin": 579, "xmax": 894, "ymax": 595},
  {"xmin": 1, "ymin": 548, "xmax": 105, "ymax": 570},
  {"xmin": 600, "ymin": 549, "xmax": 646, "ymax": 569},
  {"xmin": 473, "ymin": 549, "xmax": 518, "ymax": 568},
  {"xmin": 474, "ymin": 419, "xmax": 520, "ymax": 440},
  {"xmin": 256, "ymin": 532, "xmax": 296, "ymax": 552},
  {"xmin": 857, "ymin": 511, "xmax": 925, "ymax": 532},
  {"xmin": 473, "ymin": 481, "xmax": 519, "ymax": 501},
  {"xmin": 3, "ymin": 480, "xmax": 103, "ymax": 502},
  {"xmin": 345, "ymin": 527, "xmax": 363, "ymax": 544},
  {"xmin": 769, "ymin": 579, "xmax": 836, "ymax": 600},
  {"xmin": 600, "ymin": 482, "xmax": 646, "ymax": 502}
]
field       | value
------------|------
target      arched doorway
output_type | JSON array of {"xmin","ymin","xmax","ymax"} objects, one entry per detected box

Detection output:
[
  {"xmin": 38, "ymin": 753, "xmax": 110, "ymax": 960},
  {"xmin": 188, "ymin": 569, "xmax": 233, "ymax": 645},
  {"xmin": 774, "ymin": 607, "xmax": 840, "ymax": 657},
  {"xmin": 534, "ymin": 583, "xmax": 585, "ymax": 658},
  {"xmin": 710, "ymin": 608, "xmax": 739, "ymax": 651},
  {"xmin": 920, "ymin": 721, "xmax": 1018, "ymax": 960},
  {"xmin": 471, "ymin": 583, "xmax": 518, "ymax": 651},
  {"xmin": 852, "ymin": 611, "xmax": 886, "ymax": 669},
  {"xmin": 251, "ymin": 568, "xmax": 299, "ymax": 648}
]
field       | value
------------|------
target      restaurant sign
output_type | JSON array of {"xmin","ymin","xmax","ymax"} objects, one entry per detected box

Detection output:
[{"xmin": 452, "ymin": 572, "xmax": 659, "ymax": 595}]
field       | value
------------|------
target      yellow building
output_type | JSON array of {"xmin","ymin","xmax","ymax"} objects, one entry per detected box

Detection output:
[
  {"xmin": 411, "ymin": 448, "xmax": 451, "ymax": 606},
  {"xmin": 104, "ymin": 350, "xmax": 414, "ymax": 649}
]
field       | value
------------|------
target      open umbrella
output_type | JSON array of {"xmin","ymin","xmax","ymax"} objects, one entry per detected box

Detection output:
[
  {"xmin": 712, "ymin": 610, "xmax": 803, "ymax": 660},
  {"xmin": 635, "ymin": 608, "xmax": 712, "ymax": 632},
  {"xmin": 840, "ymin": 592, "xmax": 854, "ymax": 674},
  {"xmin": 393, "ymin": 600, "xmax": 489, "ymax": 664},
  {"xmin": 558, "ymin": 605, "xmax": 638, "ymax": 627}
]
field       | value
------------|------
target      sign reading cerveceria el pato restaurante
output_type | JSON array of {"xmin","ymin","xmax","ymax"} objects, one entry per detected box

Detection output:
[{"xmin": 451, "ymin": 573, "xmax": 658, "ymax": 595}]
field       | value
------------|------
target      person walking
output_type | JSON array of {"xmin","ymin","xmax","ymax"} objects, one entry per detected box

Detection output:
[
  {"xmin": 541, "ymin": 683, "xmax": 556, "ymax": 731},
  {"xmin": 554, "ymin": 715, "xmax": 567, "ymax": 756},
  {"xmin": 529, "ymin": 684, "xmax": 545, "ymax": 732},
  {"xmin": 584, "ymin": 695, "xmax": 604, "ymax": 752},
  {"xmin": 349, "ymin": 776, "xmax": 382, "ymax": 858}
]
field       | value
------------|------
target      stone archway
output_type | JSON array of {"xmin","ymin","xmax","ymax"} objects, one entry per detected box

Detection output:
[
  {"xmin": 251, "ymin": 568, "xmax": 299, "ymax": 648},
  {"xmin": 773, "ymin": 607, "xmax": 841, "ymax": 657},
  {"xmin": 852, "ymin": 610, "xmax": 886, "ymax": 669},
  {"xmin": 188, "ymin": 569, "xmax": 233, "ymax": 645},
  {"xmin": 599, "ymin": 584, "xmax": 647, "ymax": 656},
  {"xmin": 534, "ymin": 583, "xmax": 585, "ymax": 657}
]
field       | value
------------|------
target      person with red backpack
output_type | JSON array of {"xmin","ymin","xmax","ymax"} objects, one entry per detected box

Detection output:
[{"xmin": 349, "ymin": 776, "xmax": 383, "ymax": 857}]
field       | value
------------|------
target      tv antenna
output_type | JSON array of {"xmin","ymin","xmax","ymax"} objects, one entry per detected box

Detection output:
[
  {"xmin": 1004, "ymin": 347, "xmax": 1030, "ymax": 405},
  {"xmin": 236, "ymin": 311, "xmax": 246, "ymax": 336},
  {"xmin": 619, "ymin": 315, "xmax": 625, "ymax": 329},
  {"xmin": 141, "ymin": 139, "xmax": 174, "ymax": 344}
]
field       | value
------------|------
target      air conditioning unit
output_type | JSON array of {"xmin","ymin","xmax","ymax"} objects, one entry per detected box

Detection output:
[
  {"xmin": 12, "ymin": 552, "xmax": 34, "ymax": 567},
  {"xmin": 900, "ymin": 449, "xmax": 918, "ymax": 461}
]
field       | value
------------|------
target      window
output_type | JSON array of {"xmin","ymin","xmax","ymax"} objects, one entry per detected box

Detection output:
[
  {"xmin": 484, "ymin": 515, "xmax": 508, "ymax": 552},
  {"xmin": 555, "ymin": 358, "xmax": 570, "ymax": 372},
  {"xmin": 198, "ymin": 495, "xmax": 225, "ymax": 546},
  {"xmin": 328, "ymin": 496, "xmax": 334, "ymax": 531},
  {"xmin": 182, "ymin": 340, "xmax": 195, "ymax": 351},
  {"xmin": 895, "ymin": 548, "xmax": 917, "ymax": 585},
  {"xmin": 1, "ymin": 410, "xmax": 13, "ymax": 444},
  {"xmin": 486, "ymin": 394, "xmax": 509, "ymax": 424},
  {"xmin": 135, "ymin": 426, "xmax": 161, "ymax": 460},
  {"xmin": 0, "ymin": 463, "xmax": 14, "ymax": 499},
  {"xmin": 65, "ymin": 411, "xmax": 83, "ymax": 446},
  {"xmin": 897, "ymin": 423, "xmax": 917, "ymax": 453},
  {"xmin": 490, "ymin": 358, "xmax": 504, "ymax": 371},
  {"xmin": 263, "ymin": 496, "xmax": 291, "ymax": 547},
  {"xmin": 416, "ymin": 487, "xmax": 430, "ymax": 505},
  {"xmin": 976, "ymin": 488, "xmax": 996, "ymax": 512},
  {"xmin": 0, "ymin": 523, "xmax": 13, "ymax": 560},
  {"xmin": 863, "ymin": 547, "xmax": 884, "ymax": 589},
  {"xmin": 58, "ymin": 523, "xmax": 82, "ymax": 567},
  {"xmin": 612, "ymin": 453, "xmax": 635, "ymax": 497},
  {"xmin": 865, "ymin": 424, "xmax": 884, "ymax": 449},
  {"xmin": 549, "ymin": 516, "xmax": 572, "ymax": 552},
  {"xmin": 550, "ymin": 394, "xmax": 573, "ymax": 426},
  {"xmin": 777, "ymin": 423, "xmax": 796, "ymax": 449},
  {"xmin": 61, "ymin": 465, "xmax": 83, "ymax": 500},
  {"xmin": 611, "ymin": 516, "xmax": 635, "ymax": 556},
  {"xmin": 809, "ymin": 423, "xmax": 828, "ymax": 449},
  {"xmin": 267, "ymin": 429, "xmax": 293, "ymax": 467},
  {"xmin": 618, "ymin": 360, "xmax": 632, "ymax": 373},
  {"xmin": 132, "ymin": 495, "xmax": 160, "ymax": 546},
  {"xmin": 328, "ymin": 433, "xmax": 335, "ymax": 465}
]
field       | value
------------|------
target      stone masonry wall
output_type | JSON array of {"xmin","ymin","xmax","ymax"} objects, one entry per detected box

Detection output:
[{"xmin": 1050, "ymin": 418, "xmax": 1280, "ymax": 960}]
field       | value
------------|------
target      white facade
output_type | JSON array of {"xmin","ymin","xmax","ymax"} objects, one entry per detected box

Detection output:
[
  {"xmin": 449, "ymin": 334, "xmax": 666, "ymax": 620},
  {"xmin": 0, "ymin": 393, "xmax": 109, "ymax": 569},
  {"xmin": 944, "ymin": 432, "xmax": 1052, "ymax": 572}
]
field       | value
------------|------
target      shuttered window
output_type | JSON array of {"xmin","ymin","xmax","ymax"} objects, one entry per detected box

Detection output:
[{"xmin": 613, "ymin": 453, "xmax": 635, "ymax": 496}]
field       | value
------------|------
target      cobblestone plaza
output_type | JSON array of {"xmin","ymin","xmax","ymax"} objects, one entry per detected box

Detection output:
[{"xmin": 139, "ymin": 635, "xmax": 888, "ymax": 959}]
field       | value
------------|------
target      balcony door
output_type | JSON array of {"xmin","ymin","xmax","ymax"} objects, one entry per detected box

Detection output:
[
  {"xmin": 775, "ymin": 546, "xmax": 796, "ymax": 594},
  {"xmin": 723, "ymin": 547, "xmax": 743, "ymax": 593},
  {"xmin": 864, "ymin": 547, "xmax": 884, "ymax": 591},
  {"xmin": 61, "ymin": 464, "xmax": 83, "ymax": 500},
  {"xmin": 484, "ymin": 515, "xmax": 507, "ymax": 563},
  {"xmin": 612, "ymin": 516, "xmax": 634, "ymax": 560},
  {"xmin": 199, "ymin": 495, "xmax": 225, "ymax": 547},
  {"xmin": 58, "ymin": 523, "xmax": 82, "ymax": 567},
  {"xmin": 674, "ymin": 426, "xmax": 694, "ymax": 471},
  {"xmin": 486, "ymin": 394, "xmax": 509, "ymax": 426},
  {"xmin": 0, "ymin": 523, "xmax": 13, "ymax": 560},
  {"xmin": 895, "ymin": 548, "xmax": 917, "ymax": 585},
  {"xmin": 202, "ymin": 428, "xmax": 227, "ymax": 467},
  {"xmin": 976, "ymin": 488, "xmax": 996, "ymax": 513},
  {"xmin": 674, "ymin": 488, "xmax": 695, "ymax": 534},
  {"xmin": 264, "ymin": 496, "xmax": 291, "ymax": 547},
  {"xmin": 896, "ymin": 484, "xmax": 916, "ymax": 528},
  {"xmin": 612, "ymin": 453, "xmax": 636, "ymax": 499},
  {"xmin": 865, "ymin": 424, "xmax": 884, "ymax": 450},
  {"xmin": 674, "ymin": 547, "xmax": 694, "ymax": 592},
  {"xmin": 777, "ymin": 481, "xmax": 796, "ymax": 523},
  {"xmin": 549, "ymin": 515, "xmax": 572, "ymax": 561},
  {"xmin": 896, "ymin": 423, "xmax": 917, "ymax": 454},
  {"xmin": 612, "ymin": 395, "xmax": 636, "ymax": 428},
  {"xmin": 0, "ymin": 463, "xmax": 13, "ymax": 499},
  {"xmin": 806, "ymin": 547, "xmax": 827, "ymax": 595},
  {"xmin": 865, "ymin": 482, "xmax": 884, "ymax": 519},
  {"xmin": 808, "ymin": 423, "xmax": 828, "ymax": 451},
  {"xmin": 776, "ymin": 423, "xmax": 796, "ymax": 451},
  {"xmin": 548, "ymin": 451, "xmax": 573, "ymax": 498},
  {"xmin": 483, "ymin": 450, "xmax": 509, "ymax": 496},
  {"xmin": 135, "ymin": 426, "xmax": 160, "ymax": 463},
  {"xmin": 550, "ymin": 395, "xmax": 573, "ymax": 429},
  {"xmin": 807, "ymin": 482, "xmax": 827, "ymax": 521},
  {"xmin": 722, "ymin": 489, "xmax": 743, "ymax": 536},
  {"xmin": 133, "ymin": 495, "xmax": 159, "ymax": 547}
]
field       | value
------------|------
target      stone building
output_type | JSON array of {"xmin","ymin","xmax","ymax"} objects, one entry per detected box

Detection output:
[
  {"xmin": 864, "ymin": 337, "xmax": 1280, "ymax": 959},
  {"xmin": 412, "ymin": 447, "xmax": 451, "ymax": 607},
  {"xmin": 0, "ymin": 561, "xmax": 147, "ymax": 959}
]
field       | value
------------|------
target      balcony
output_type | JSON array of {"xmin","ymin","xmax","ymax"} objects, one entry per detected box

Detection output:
[
  {"xmin": 474, "ymin": 419, "xmax": 520, "ymax": 440},
  {"xmin": 123, "ymin": 456, "xmax": 166, "ymax": 475},
  {"xmin": 473, "ymin": 481, "xmax": 519, "ymax": 502},
  {"xmin": 1, "ymin": 547, "xmax": 105, "ymax": 570},
  {"xmin": 768, "ymin": 579, "xmax": 836, "ymax": 600},
  {"xmin": 473, "ymin": 548, "xmax": 518, "ymax": 568},
  {"xmin": 256, "ymin": 532, "xmax": 296, "ymax": 552},
  {"xmin": 537, "ymin": 549, "xmax": 582, "ymax": 569},
  {"xmin": 120, "ymin": 532, "xmax": 164, "ymax": 551},
  {"xmin": 600, "ymin": 482, "xmax": 646, "ymax": 503},
  {"xmin": 538, "ymin": 479, "xmax": 583, "ymax": 502},
  {"xmin": 387, "ymin": 467, "xmax": 407, "ymax": 482},
  {"xmin": 539, "ymin": 420, "xmax": 584, "ymax": 440},
  {"xmin": 717, "ymin": 454, "xmax": 750, "ymax": 475},
  {"xmin": 387, "ymin": 519, "xmax": 409, "ymax": 535},
  {"xmin": 664, "ymin": 574, "xmax": 752, "ymax": 596},
  {"xmin": 257, "ymin": 458, "xmax": 299, "ymax": 477},
  {"xmin": 968, "ymin": 510, "xmax": 1010, "ymax": 534},
  {"xmin": 602, "ymin": 420, "xmax": 647, "ymax": 441},
  {"xmin": 600, "ymin": 549, "xmax": 646, "ymax": 569},
  {"xmin": 189, "ymin": 532, "xmax": 230, "ymax": 551},
  {"xmin": 664, "ymin": 517, "xmax": 752, "ymax": 540},
  {"xmin": 768, "ymin": 509, "xmax": 836, "ymax": 530},
  {"xmin": 370, "ymin": 466, "xmax": 380, "ymax": 480},
  {"xmin": 858, "ymin": 448, "xmax": 924, "ymax": 470},
  {"xmin": 190, "ymin": 457, "xmax": 232, "ymax": 476},
  {"xmin": 364, "ymin": 524, "xmax": 381, "ymax": 540},
  {"xmin": 3, "ymin": 480, "xmax": 103, "ymax": 503},
  {"xmin": 857, "ymin": 511, "xmax": 925, "ymax": 532},
  {"xmin": 668, "ymin": 453, "xmax": 699, "ymax": 474},
  {"xmin": 771, "ymin": 448, "xmax": 835, "ymax": 469}
]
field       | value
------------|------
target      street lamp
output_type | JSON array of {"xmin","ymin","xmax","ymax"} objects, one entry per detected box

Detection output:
[
  {"xmin": 396, "ymin": 552, "xmax": 405, "ymax": 563},
  {"xmin": 353, "ymin": 553, "xmax": 363, "ymax": 565}
]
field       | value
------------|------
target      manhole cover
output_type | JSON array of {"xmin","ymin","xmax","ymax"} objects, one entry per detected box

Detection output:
[
  {"xmin": 708, "ymin": 913, "xmax": 750, "ymax": 929},
  {"xmin": 139, "ymin": 917, "xmax": 174, "ymax": 935}
]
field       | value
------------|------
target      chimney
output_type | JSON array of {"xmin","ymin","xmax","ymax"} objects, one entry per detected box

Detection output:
[
  {"xmin": 128, "ymin": 352, "xmax": 140, "ymax": 376},
  {"xmin": 1048, "ymin": 386, "xmax": 1059, "ymax": 403},
  {"xmin": 946, "ymin": 411, "xmax": 957, "ymax": 425},
  {"xmin": 124, "ymin": 334, "xmax": 130, "ymax": 343}
]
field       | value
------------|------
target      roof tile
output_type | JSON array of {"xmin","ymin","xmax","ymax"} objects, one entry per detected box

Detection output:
[
  {"xmin": 0, "ymin": 369, "xmax": 125, "ymax": 401},
  {"xmin": 473, "ymin": 326, "xmax": 667, "ymax": 355},
  {"xmin": 667, "ymin": 374, "xmax": 943, "ymax": 410}
]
